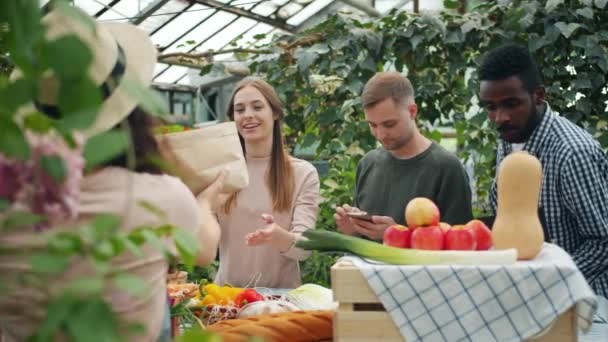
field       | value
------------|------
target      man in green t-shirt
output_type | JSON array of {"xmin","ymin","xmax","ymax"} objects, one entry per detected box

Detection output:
[{"xmin": 334, "ymin": 71, "xmax": 473, "ymax": 241}]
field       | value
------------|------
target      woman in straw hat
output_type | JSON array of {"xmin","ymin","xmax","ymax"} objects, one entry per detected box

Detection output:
[
  {"xmin": 0, "ymin": 7, "xmax": 222, "ymax": 342},
  {"xmin": 214, "ymin": 78, "xmax": 320, "ymax": 289}
]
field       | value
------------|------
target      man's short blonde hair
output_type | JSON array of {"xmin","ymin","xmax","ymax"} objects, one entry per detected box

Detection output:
[{"xmin": 361, "ymin": 71, "xmax": 415, "ymax": 109}]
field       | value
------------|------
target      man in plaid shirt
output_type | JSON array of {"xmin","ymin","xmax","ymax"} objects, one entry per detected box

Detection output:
[{"xmin": 479, "ymin": 44, "xmax": 608, "ymax": 340}]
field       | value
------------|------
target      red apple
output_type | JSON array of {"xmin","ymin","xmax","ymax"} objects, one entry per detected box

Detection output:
[
  {"xmin": 465, "ymin": 219, "xmax": 493, "ymax": 250},
  {"xmin": 405, "ymin": 197, "xmax": 440, "ymax": 228},
  {"xmin": 439, "ymin": 222, "xmax": 451, "ymax": 233},
  {"xmin": 445, "ymin": 225, "xmax": 477, "ymax": 250},
  {"xmin": 411, "ymin": 225, "xmax": 444, "ymax": 250},
  {"xmin": 383, "ymin": 224, "xmax": 412, "ymax": 248}
]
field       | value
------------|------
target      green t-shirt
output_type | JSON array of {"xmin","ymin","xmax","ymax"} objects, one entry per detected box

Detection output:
[{"xmin": 354, "ymin": 142, "xmax": 473, "ymax": 227}]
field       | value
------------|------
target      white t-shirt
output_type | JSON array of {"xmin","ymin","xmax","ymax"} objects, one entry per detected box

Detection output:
[{"xmin": 511, "ymin": 143, "xmax": 525, "ymax": 152}]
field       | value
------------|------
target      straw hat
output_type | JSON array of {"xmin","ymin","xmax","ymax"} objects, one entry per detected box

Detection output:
[{"xmin": 12, "ymin": 7, "xmax": 157, "ymax": 138}]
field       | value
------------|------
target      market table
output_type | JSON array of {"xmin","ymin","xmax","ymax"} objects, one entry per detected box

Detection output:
[{"xmin": 331, "ymin": 243, "xmax": 597, "ymax": 342}]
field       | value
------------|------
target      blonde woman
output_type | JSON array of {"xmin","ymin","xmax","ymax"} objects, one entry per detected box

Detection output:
[{"xmin": 214, "ymin": 78, "xmax": 320, "ymax": 289}]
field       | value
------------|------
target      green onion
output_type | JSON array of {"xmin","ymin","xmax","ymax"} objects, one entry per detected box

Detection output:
[{"xmin": 296, "ymin": 230, "xmax": 517, "ymax": 265}]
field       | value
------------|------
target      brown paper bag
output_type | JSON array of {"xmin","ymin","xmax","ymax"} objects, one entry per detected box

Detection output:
[{"xmin": 157, "ymin": 122, "xmax": 249, "ymax": 194}]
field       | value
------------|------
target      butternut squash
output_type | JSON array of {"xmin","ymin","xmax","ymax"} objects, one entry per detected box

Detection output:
[{"xmin": 492, "ymin": 151, "xmax": 544, "ymax": 260}]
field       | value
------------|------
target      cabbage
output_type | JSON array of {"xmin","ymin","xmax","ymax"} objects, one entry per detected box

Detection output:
[{"xmin": 286, "ymin": 284, "xmax": 338, "ymax": 311}]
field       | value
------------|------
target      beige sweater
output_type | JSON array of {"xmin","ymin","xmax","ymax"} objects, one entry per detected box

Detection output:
[
  {"xmin": 215, "ymin": 156, "xmax": 320, "ymax": 289},
  {"xmin": 0, "ymin": 168, "xmax": 201, "ymax": 342}
]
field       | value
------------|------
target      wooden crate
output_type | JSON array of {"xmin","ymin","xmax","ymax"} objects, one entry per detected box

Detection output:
[{"xmin": 331, "ymin": 260, "xmax": 578, "ymax": 342}]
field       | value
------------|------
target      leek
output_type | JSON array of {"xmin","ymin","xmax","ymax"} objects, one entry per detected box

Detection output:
[{"xmin": 296, "ymin": 230, "xmax": 517, "ymax": 265}]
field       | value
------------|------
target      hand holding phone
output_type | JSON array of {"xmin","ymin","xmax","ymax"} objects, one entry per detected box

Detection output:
[{"xmin": 346, "ymin": 210, "xmax": 374, "ymax": 222}]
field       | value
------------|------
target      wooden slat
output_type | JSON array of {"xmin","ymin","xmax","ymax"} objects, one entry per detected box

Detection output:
[
  {"xmin": 334, "ymin": 311, "xmax": 402, "ymax": 342},
  {"xmin": 331, "ymin": 261, "xmax": 379, "ymax": 303},
  {"xmin": 529, "ymin": 309, "xmax": 577, "ymax": 342}
]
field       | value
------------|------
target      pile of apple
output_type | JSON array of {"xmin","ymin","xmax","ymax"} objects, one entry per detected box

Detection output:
[{"xmin": 383, "ymin": 197, "xmax": 493, "ymax": 251}]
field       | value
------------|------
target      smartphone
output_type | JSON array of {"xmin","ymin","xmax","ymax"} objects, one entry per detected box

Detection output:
[{"xmin": 346, "ymin": 211, "xmax": 374, "ymax": 222}]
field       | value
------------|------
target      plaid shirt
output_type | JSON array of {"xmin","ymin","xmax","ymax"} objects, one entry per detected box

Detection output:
[{"xmin": 490, "ymin": 103, "xmax": 608, "ymax": 297}]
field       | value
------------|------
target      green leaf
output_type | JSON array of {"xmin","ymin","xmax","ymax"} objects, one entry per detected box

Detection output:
[
  {"xmin": 555, "ymin": 22, "xmax": 581, "ymax": 38},
  {"xmin": 575, "ymin": 76, "xmax": 592, "ymax": 89},
  {"xmin": 199, "ymin": 64, "xmax": 213, "ymax": 76},
  {"xmin": 0, "ymin": 116, "xmax": 30, "ymax": 159},
  {"xmin": 595, "ymin": 0, "xmax": 607, "ymax": 9},
  {"xmin": 40, "ymin": 155, "xmax": 67, "ymax": 183},
  {"xmin": 48, "ymin": 232, "xmax": 83, "ymax": 254},
  {"xmin": 121, "ymin": 78, "xmax": 168, "ymax": 116},
  {"xmin": 445, "ymin": 30, "xmax": 463, "ymax": 44},
  {"xmin": 253, "ymin": 33, "xmax": 266, "ymax": 40},
  {"xmin": 119, "ymin": 235, "xmax": 144, "ymax": 257},
  {"xmin": 35, "ymin": 293, "xmax": 77, "ymax": 341},
  {"xmin": 185, "ymin": 40, "xmax": 196, "ymax": 45},
  {"xmin": 83, "ymin": 130, "xmax": 129, "ymax": 171},
  {"xmin": 576, "ymin": 8, "xmax": 594, "ymax": 19},
  {"xmin": 295, "ymin": 48, "xmax": 318, "ymax": 72},
  {"xmin": 0, "ymin": 198, "xmax": 9, "ymax": 212},
  {"xmin": 1, "ymin": 0, "xmax": 44, "ymax": 75},
  {"xmin": 174, "ymin": 228, "xmax": 198, "ymax": 269},
  {"xmin": 56, "ymin": 77, "xmax": 102, "ymax": 131},
  {"xmin": 46, "ymin": 36, "xmax": 93, "ymax": 79},
  {"xmin": 137, "ymin": 200, "xmax": 167, "ymax": 220},
  {"xmin": 93, "ymin": 240, "xmax": 116, "ymax": 260},
  {"xmin": 65, "ymin": 299, "xmax": 121, "ymax": 342},
  {"xmin": 0, "ymin": 78, "xmax": 34, "ymax": 115},
  {"xmin": 443, "ymin": 0, "xmax": 459, "ymax": 9},
  {"xmin": 31, "ymin": 253, "xmax": 69, "ymax": 274},
  {"xmin": 142, "ymin": 229, "xmax": 168, "ymax": 254},
  {"xmin": 23, "ymin": 112, "xmax": 54, "ymax": 133},
  {"xmin": 2, "ymin": 211, "xmax": 44, "ymax": 230},
  {"xmin": 92, "ymin": 214, "xmax": 121, "ymax": 236},
  {"xmin": 114, "ymin": 273, "xmax": 149, "ymax": 298},
  {"xmin": 65, "ymin": 277, "xmax": 105, "ymax": 296},
  {"xmin": 545, "ymin": 0, "xmax": 564, "ymax": 12},
  {"xmin": 175, "ymin": 330, "xmax": 222, "ymax": 342}
]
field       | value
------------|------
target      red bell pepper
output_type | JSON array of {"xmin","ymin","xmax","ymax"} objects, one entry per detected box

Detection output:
[{"xmin": 234, "ymin": 289, "xmax": 264, "ymax": 308}]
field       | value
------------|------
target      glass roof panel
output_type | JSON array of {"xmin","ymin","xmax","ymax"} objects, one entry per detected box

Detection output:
[
  {"xmin": 251, "ymin": 2, "xmax": 279, "ymax": 16},
  {"xmin": 166, "ymin": 11, "xmax": 238, "ymax": 53},
  {"xmin": 137, "ymin": 1, "xmax": 190, "ymax": 33},
  {"xmin": 155, "ymin": 65, "xmax": 189, "ymax": 83},
  {"xmin": 272, "ymin": 0, "xmax": 290, "ymax": 6},
  {"xmin": 176, "ymin": 75, "xmax": 192, "ymax": 85},
  {"xmin": 154, "ymin": 63, "xmax": 171, "ymax": 77},
  {"xmin": 150, "ymin": 4, "xmax": 212, "ymax": 48},
  {"xmin": 73, "ymin": 0, "xmax": 105, "ymax": 14},
  {"xmin": 287, "ymin": 0, "xmax": 333, "ymax": 26},
  {"xmin": 277, "ymin": 2, "xmax": 303, "ymax": 19},
  {"xmin": 96, "ymin": 0, "xmax": 134, "ymax": 21},
  {"xmin": 191, "ymin": 14, "xmax": 244, "ymax": 52}
]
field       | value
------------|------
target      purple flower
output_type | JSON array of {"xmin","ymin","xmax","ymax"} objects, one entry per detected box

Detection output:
[
  {"xmin": 0, "ymin": 154, "xmax": 26, "ymax": 202},
  {"xmin": 4, "ymin": 132, "xmax": 85, "ymax": 229}
]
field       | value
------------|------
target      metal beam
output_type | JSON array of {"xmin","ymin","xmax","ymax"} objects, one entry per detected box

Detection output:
[
  {"xmin": 94, "ymin": 0, "xmax": 121, "ymax": 18},
  {"xmin": 339, "ymin": 0, "xmax": 381, "ymax": 17},
  {"xmin": 189, "ymin": 0, "xmax": 296, "ymax": 33},
  {"xmin": 130, "ymin": 0, "xmax": 171, "ymax": 25}
]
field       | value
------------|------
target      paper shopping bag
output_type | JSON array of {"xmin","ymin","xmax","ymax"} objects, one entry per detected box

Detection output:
[{"xmin": 157, "ymin": 122, "xmax": 249, "ymax": 194}]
